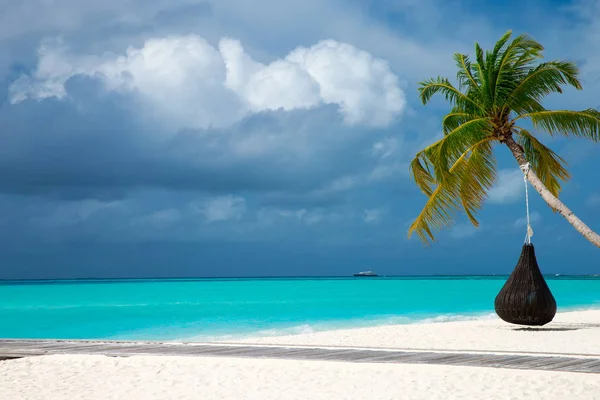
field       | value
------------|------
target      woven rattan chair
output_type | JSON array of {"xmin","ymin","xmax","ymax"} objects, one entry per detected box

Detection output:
[{"xmin": 494, "ymin": 243, "xmax": 557, "ymax": 326}]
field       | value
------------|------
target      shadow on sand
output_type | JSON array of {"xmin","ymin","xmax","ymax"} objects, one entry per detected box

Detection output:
[{"xmin": 513, "ymin": 323, "xmax": 600, "ymax": 332}]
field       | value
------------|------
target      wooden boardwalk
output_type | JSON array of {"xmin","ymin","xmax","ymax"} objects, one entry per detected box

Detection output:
[{"xmin": 1, "ymin": 340, "xmax": 600, "ymax": 374}]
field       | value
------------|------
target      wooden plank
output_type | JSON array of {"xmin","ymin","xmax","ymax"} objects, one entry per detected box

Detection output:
[
  {"xmin": 549, "ymin": 358, "xmax": 600, "ymax": 372},
  {"xmin": 479, "ymin": 355, "xmax": 531, "ymax": 367},
  {"xmin": 356, "ymin": 352, "xmax": 430, "ymax": 364},
  {"xmin": 561, "ymin": 359, "xmax": 600, "ymax": 372},
  {"xmin": 425, "ymin": 353, "xmax": 477, "ymax": 365},
  {"xmin": 1, "ymin": 340, "xmax": 599, "ymax": 374},
  {"xmin": 512, "ymin": 356, "xmax": 572, "ymax": 370}
]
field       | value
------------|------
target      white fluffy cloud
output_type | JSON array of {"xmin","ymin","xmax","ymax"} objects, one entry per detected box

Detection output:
[
  {"xmin": 28, "ymin": 199, "xmax": 124, "ymax": 229},
  {"xmin": 587, "ymin": 193, "xmax": 600, "ymax": 207},
  {"xmin": 513, "ymin": 210, "xmax": 541, "ymax": 228},
  {"xmin": 487, "ymin": 169, "xmax": 524, "ymax": 204},
  {"xmin": 364, "ymin": 208, "xmax": 384, "ymax": 223},
  {"xmin": 257, "ymin": 207, "xmax": 346, "ymax": 226},
  {"xmin": 372, "ymin": 137, "xmax": 399, "ymax": 159},
  {"xmin": 10, "ymin": 35, "xmax": 406, "ymax": 128},
  {"xmin": 133, "ymin": 208, "xmax": 182, "ymax": 229},
  {"xmin": 449, "ymin": 223, "xmax": 479, "ymax": 239},
  {"xmin": 197, "ymin": 195, "xmax": 246, "ymax": 222}
]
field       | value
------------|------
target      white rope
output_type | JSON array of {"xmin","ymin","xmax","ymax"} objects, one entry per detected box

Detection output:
[{"xmin": 519, "ymin": 162, "xmax": 533, "ymax": 244}]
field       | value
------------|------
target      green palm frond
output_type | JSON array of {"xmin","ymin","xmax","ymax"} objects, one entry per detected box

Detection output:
[
  {"xmin": 506, "ymin": 61, "xmax": 582, "ymax": 114},
  {"xmin": 487, "ymin": 32, "xmax": 515, "ymax": 103},
  {"xmin": 408, "ymin": 138, "xmax": 498, "ymax": 244},
  {"xmin": 491, "ymin": 31, "xmax": 514, "ymax": 61},
  {"xmin": 515, "ymin": 128, "xmax": 570, "ymax": 197},
  {"xmin": 473, "ymin": 43, "xmax": 486, "ymax": 80},
  {"xmin": 409, "ymin": 150, "xmax": 436, "ymax": 197},
  {"xmin": 408, "ymin": 177, "xmax": 462, "ymax": 244},
  {"xmin": 454, "ymin": 53, "xmax": 480, "ymax": 91},
  {"xmin": 473, "ymin": 43, "xmax": 490, "ymax": 107},
  {"xmin": 491, "ymin": 32, "xmax": 544, "ymax": 107},
  {"xmin": 458, "ymin": 140, "xmax": 497, "ymax": 225},
  {"xmin": 418, "ymin": 77, "xmax": 484, "ymax": 113},
  {"xmin": 442, "ymin": 111, "xmax": 475, "ymax": 134},
  {"xmin": 517, "ymin": 109, "xmax": 600, "ymax": 140},
  {"xmin": 433, "ymin": 117, "xmax": 492, "ymax": 179}
]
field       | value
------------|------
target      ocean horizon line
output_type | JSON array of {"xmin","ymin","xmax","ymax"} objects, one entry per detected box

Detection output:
[{"xmin": 2, "ymin": 273, "xmax": 600, "ymax": 284}]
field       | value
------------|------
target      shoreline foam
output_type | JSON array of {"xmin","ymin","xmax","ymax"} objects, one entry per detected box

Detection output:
[
  {"xmin": 180, "ymin": 305, "xmax": 599, "ymax": 343},
  {"xmin": 222, "ymin": 309, "xmax": 600, "ymax": 356}
]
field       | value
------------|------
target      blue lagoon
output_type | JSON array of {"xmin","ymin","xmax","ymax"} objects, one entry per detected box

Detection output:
[{"xmin": 1, "ymin": 276, "xmax": 599, "ymax": 341}]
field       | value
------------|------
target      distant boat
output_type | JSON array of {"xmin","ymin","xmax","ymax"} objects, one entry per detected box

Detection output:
[{"xmin": 353, "ymin": 271, "xmax": 378, "ymax": 277}]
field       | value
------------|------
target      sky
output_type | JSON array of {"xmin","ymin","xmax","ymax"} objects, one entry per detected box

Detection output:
[{"xmin": 0, "ymin": 0, "xmax": 599, "ymax": 279}]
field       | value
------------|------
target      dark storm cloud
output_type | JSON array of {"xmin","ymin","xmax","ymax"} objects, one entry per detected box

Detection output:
[{"xmin": 0, "ymin": 73, "xmax": 397, "ymax": 201}]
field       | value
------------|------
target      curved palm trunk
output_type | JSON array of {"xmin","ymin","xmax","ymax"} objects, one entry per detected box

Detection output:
[{"xmin": 504, "ymin": 135, "xmax": 600, "ymax": 248}]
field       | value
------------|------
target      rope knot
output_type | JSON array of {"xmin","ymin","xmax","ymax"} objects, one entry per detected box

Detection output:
[{"xmin": 519, "ymin": 162, "xmax": 531, "ymax": 175}]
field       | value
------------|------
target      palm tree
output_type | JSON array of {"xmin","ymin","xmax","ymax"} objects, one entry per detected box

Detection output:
[{"xmin": 408, "ymin": 30, "xmax": 600, "ymax": 247}]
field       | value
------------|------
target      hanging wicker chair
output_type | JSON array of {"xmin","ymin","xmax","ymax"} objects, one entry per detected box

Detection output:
[{"xmin": 494, "ymin": 243, "xmax": 557, "ymax": 326}]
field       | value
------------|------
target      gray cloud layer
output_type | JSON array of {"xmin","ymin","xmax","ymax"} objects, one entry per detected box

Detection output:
[{"xmin": 1, "ymin": 0, "xmax": 599, "ymax": 277}]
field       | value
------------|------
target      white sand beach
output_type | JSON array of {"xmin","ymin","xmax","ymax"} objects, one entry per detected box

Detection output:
[
  {"xmin": 2, "ymin": 354, "xmax": 600, "ymax": 400},
  {"xmin": 1, "ymin": 310, "xmax": 600, "ymax": 399}
]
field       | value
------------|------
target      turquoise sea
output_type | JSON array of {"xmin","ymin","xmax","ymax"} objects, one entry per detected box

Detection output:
[{"xmin": 1, "ymin": 276, "xmax": 600, "ymax": 341}]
